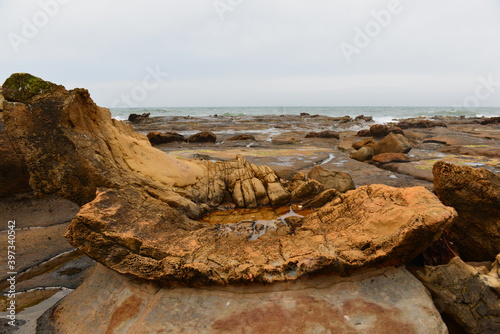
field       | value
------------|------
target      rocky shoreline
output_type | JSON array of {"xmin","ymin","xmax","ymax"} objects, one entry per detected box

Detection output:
[{"xmin": 0, "ymin": 74, "xmax": 499, "ymax": 333}]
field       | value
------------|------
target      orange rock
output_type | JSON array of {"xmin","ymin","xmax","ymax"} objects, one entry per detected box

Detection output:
[{"xmin": 372, "ymin": 153, "xmax": 411, "ymax": 164}]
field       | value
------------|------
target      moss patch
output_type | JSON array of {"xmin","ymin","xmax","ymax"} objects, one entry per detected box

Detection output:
[{"xmin": 2, "ymin": 73, "xmax": 61, "ymax": 103}]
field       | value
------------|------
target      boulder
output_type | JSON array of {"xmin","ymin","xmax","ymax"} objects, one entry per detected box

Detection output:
[
  {"xmin": 147, "ymin": 131, "xmax": 185, "ymax": 145},
  {"xmin": 290, "ymin": 179, "xmax": 324, "ymax": 202},
  {"xmin": 480, "ymin": 116, "xmax": 500, "ymax": 125},
  {"xmin": 307, "ymin": 166, "xmax": 355, "ymax": 193},
  {"xmin": 433, "ymin": 161, "xmax": 500, "ymax": 261},
  {"xmin": 370, "ymin": 133, "xmax": 412, "ymax": 155},
  {"xmin": 372, "ymin": 153, "xmax": 411, "ymax": 164},
  {"xmin": 350, "ymin": 146, "xmax": 374, "ymax": 162},
  {"xmin": 354, "ymin": 115, "xmax": 373, "ymax": 122},
  {"xmin": 357, "ymin": 124, "xmax": 404, "ymax": 137},
  {"xmin": 397, "ymin": 119, "xmax": 447, "ymax": 129},
  {"xmin": 128, "ymin": 112, "xmax": 150, "ymax": 123},
  {"xmin": 416, "ymin": 255, "xmax": 500, "ymax": 334},
  {"xmin": 40, "ymin": 264, "xmax": 448, "ymax": 334},
  {"xmin": 226, "ymin": 134, "xmax": 256, "ymax": 141},
  {"xmin": 352, "ymin": 139, "xmax": 375, "ymax": 150},
  {"xmin": 0, "ymin": 119, "xmax": 31, "ymax": 197},
  {"xmin": 188, "ymin": 131, "xmax": 217, "ymax": 143},
  {"xmin": 305, "ymin": 130, "xmax": 340, "ymax": 139},
  {"xmin": 66, "ymin": 184, "xmax": 456, "ymax": 284},
  {"xmin": 303, "ymin": 188, "xmax": 339, "ymax": 208}
]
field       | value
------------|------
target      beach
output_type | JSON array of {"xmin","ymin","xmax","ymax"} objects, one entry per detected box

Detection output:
[{"xmin": 1, "ymin": 74, "xmax": 499, "ymax": 333}]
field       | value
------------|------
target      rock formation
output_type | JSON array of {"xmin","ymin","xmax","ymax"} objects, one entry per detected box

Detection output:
[
  {"xmin": 307, "ymin": 166, "xmax": 355, "ymax": 193},
  {"xmin": 0, "ymin": 118, "xmax": 31, "ymax": 197},
  {"xmin": 38, "ymin": 264, "xmax": 448, "ymax": 334},
  {"xmin": 416, "ymin": 255, "xmax": 500, "ymax": 334},
  {"xmin": 396, "ymin": 119, "xmax": 447, "ymax": 129},
  {"xmin": 3, "ymin": 73, "xmax": 457, "ymax": 287},
  {"xmin": 128, "ymin": 112, "xmax": 150, "ymax": 123},
  {"xmin": 305, "ymin": 130, "xmax": 340, "ymax": 139},
  {"xmin": 357, "ymin": 124, "xmax": 404, "ymax": 137},
  {"xmin": 188, "ymin": 131, "xmax": 217, "ymax": 143},
  {"xmin": 433, "ymin": 161, "xmax": 500, "ymax": 261},
  {"xmin": 372, "ymin": 153, "xmax": 411, "ymax": 164},
  {"xmin": 147, "ymin": 131, "xmax": 185, "ymax": 145}
]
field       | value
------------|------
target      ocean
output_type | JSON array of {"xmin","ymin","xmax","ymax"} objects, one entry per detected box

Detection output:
[{"xmin": 110, "ymin": 106, "xmax": 500, "ymax": 124}]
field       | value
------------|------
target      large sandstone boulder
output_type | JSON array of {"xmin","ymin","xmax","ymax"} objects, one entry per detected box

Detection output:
[
  {"xmin": 147, "ymin": 131, "xmax": 185, "ymax": 145},
  {"xmin": 65, "ymin": 184, "xmax": 456, "ymax": 284},
  {"xmin": 307, "ymin": 165, "xmax": 355, "ymax": 193},
  {"xmin": 370, "ymin": 132, "xmax": 412, "ymax": 155},
  {"xmin": 416, "ymin": 255, "xmax": 500, "ymax": 334},
  {"xmin": 2, "ymin": 73, "xmax": 289, "ymax": 212},
  {"xmin": 433, "ymin": 161, "xmax": 500, "ymax": 261},
  {"xmin": 39, "ymin": 264, "xmax": 448, "ymax": 334},
  {"xmin": 188, "ymin": 131, "xmax": 216, "ymax": 143}
]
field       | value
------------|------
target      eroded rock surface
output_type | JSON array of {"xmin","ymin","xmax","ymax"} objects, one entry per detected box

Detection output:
[
  {"xmin": 433, "ymin": 161, "xmax": 500, "ymax": 261},
  {"xmin": 65, "ymin": 184, "xmax": 456, "ymax": 284}
]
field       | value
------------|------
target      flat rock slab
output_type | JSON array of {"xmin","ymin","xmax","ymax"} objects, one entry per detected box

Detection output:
[
  {"xmin": 39, "ymin": 264, "xmax": 448, "ymax": 334},
  {"xmin": 0, "ymin": 194, "xmax": 79, "ymax": 230},
  {"xmin": 0, "ymin": 223, "xmax": 74, "ymax": 284}
]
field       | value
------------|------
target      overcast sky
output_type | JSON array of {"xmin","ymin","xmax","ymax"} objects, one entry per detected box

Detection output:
[{"xmin": 1, "ymin": 0, "xmax": 500, "ymax": 108}]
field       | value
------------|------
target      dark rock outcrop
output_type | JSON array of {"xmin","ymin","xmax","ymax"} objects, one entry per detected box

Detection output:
[
  {"xmin": 128, "ymin": 113, "xmax": 150, "ymax": 123},
  {"xmin": 357, "ymin": 124, "xmax": 404, "ymax": 137},
  {"xmin": 416, "ymin": 255, "xmax": 500, "ymax": 334},
  {"xmin": 480, "ymin": 116, "xmax": 500, "ymax": 125},
  {"xmin": 147, "ymin": 131, "xmax": 185, "ymax": 145},
  {"xmin": 188, "ymin": 131, "xmax": 217, "ymax": 143},
  {"xmin": 305, "ymin": 130, "xmax": 340, "ymax": 139},
  {"xmin": 0, "ymin": 120, "xmax": 31, "ymax": 197},
  {"xmin": 397, "ymin": 119, "xmax": 447, "ymax": 129},
  {"xmin": 433, "ymin": 161, "xmax": 500, "ymax": 261}
]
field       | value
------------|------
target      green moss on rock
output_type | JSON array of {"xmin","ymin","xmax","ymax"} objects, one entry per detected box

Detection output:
[{"xmin": 2, "ymin": 73, "xmax": 61, "ymax": 103}]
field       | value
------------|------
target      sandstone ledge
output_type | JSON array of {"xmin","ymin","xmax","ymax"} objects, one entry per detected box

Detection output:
[
  {"xmin": 38, "ymin": 263, "xmax": 448, "ymax": 334},
  {"xmin": 66, "ymin": 184, "xmax": 456, "ymax": 286}
]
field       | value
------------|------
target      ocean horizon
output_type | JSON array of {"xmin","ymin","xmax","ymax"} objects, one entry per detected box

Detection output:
[{"xmin": 110, "ymin": 106, "xmax": 500, "ymax": 124}]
